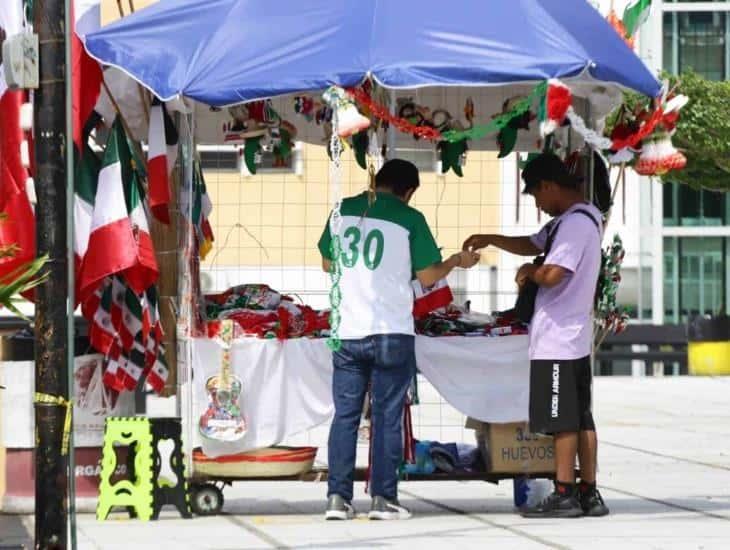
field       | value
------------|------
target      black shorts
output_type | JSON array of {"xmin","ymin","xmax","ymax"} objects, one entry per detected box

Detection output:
[{"xmin": 529, "ymin": 356, "xmax": 596, "ymax": 435}]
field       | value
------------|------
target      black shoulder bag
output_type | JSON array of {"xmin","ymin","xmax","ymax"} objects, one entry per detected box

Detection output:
[
  {"xmin": 513, "ymin": 220, "xmax": 561, "ymax": 323},
  {"xmin": 512, "ymin": 208, "xmax": 601, "ymax": 324}
]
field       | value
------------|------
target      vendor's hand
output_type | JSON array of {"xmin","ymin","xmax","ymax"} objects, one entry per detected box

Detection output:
[
  {"xmin": 462, "ymin": 234, "xmax": 491, "ymax": 252},
  {"xmin": 515, "ymin": 263, "xmax": 536, "ymax": 288},
  {"xmin": 452, "ymin": 250, "xmax": 480, "ymax": 269}
]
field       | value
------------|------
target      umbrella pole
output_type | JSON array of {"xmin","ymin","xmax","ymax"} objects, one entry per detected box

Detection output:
[{"xmin": 34, "ymin": 0, "xmax": 70, "ymax": 546}]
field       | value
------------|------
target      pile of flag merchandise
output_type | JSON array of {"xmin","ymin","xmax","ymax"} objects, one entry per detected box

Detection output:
[
  {"xmin": 73, "ymin": 106, "xmax": 211, "ymax": 395},
  {"xmin": 74, "ymin": 117, "xmax": 165, "ymax": 395}
]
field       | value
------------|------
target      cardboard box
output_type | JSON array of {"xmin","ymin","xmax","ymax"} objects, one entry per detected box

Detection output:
[{"xmin": 466, "ymin": 418, "xmax": 555, "ymax": 474}]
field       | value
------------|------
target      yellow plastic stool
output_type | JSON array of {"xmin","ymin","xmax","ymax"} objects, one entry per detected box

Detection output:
[{"xmin": 97, "ymin": 417, "xmax": 155, "ymax": 521}]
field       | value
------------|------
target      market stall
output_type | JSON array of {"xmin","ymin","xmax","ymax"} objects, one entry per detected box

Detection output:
[{"xmin": 77, "ymin": 0, "xmax": 675, "ymax": 515}]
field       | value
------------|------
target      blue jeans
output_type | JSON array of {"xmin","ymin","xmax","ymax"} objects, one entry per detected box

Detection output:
[{"xmin": 327, "ymin": 334, "xmax": 415, "ymax": 502}]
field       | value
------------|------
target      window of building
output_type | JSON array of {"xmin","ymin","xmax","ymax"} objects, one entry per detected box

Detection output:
[
  {"xmin": 663, "ymin": 182, "xmax": 729, "ymax": 226},
  {"xmin": 663, "ymin": 10, "xmax": 728, "ymax": 80},
  {"xmin": 199, "ymin": 146, "xmax": 239, "ymax": 171},
  {"xmin": 664, "ymin": 236, "xmax": 727, "ymax": 321}
]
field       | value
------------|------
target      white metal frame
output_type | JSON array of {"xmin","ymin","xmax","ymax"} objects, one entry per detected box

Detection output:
[{"xmin": 663, "ymin": 2, "xmax": 730, "ymax": 13}]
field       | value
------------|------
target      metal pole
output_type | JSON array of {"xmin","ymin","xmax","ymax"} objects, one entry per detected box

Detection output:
[
  {"xmin": 64, "ymin": 0, "xmax": 77, "ymax": 547},
  {"xmin": 34, "ymin": 0, "xmax": 69, "ymax": 548}
]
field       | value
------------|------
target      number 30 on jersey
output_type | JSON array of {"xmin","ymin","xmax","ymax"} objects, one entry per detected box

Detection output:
[{"xmin": 341, "ymin": 226, "xmax": 384, "ymax": 270}]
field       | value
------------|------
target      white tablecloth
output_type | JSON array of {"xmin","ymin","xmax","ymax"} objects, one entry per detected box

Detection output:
[{"xmin": 192, "ymin": 335, "xmax": 529, "ymax": 457}]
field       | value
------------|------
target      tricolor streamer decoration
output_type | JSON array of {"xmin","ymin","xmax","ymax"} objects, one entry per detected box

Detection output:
[
  {"xmin": 323, "ymin": 87, "xmax": 345, "ymax": 352},
  {"xmin": 346, "ymin": 87, "xmax": 441, "ymax": 141},
  {"xmin": 346, "ymin": 83, "xmax": 549, "ymax": 144},
  {"xmin": 441, "ymin": 81, "xmax": 548, "ymax": 143}
]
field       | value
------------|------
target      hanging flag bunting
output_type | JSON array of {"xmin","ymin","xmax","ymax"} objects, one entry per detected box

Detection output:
[
  {"xmin": 119, "ymin": 285, "xmax": 144, "ymax": 351},
  {"xmin": 623, "ymin": 0, "xmax": 653, "ymax": 39},
  {"xmin": 606, "ymin": 9, "xmax": 634, "ymax": 49},
  {"xmin": 146, "ymin": 346, "xmax": 169, "ymax": 394},
  {"xmin": 102, "ymin": 339, "xmax": 125, "ymax": 392},
  {"xmin": 88, "ymin": 278, "xmax": 115, "ymax": 356}
]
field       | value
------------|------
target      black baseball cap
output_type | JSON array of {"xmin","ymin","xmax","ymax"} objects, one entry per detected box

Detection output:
[{"xmin": 521, "ymin": 153, "xmax": 579, "ymax": 194}]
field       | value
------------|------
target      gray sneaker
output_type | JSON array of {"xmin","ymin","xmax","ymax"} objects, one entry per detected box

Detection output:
[
  {"xmin": 325, "ymin": 494, "xmax": 355, "ymax": 520},
  {"xmin": 368, "ymin": 496, "xmax": 411, "ymax": 520}
]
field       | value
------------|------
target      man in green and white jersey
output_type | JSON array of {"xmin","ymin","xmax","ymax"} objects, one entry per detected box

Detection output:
[{"xmin": 319, "ymin": 159, "xmax": 479, "ymax": 520}]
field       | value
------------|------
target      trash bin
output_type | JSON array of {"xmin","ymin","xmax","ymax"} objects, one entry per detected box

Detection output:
[{"xmin": 687, "ymin": 315, "xmax": 730, "ymax": 376}]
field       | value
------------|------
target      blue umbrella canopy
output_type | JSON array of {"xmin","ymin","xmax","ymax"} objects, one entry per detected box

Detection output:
[{"xmin": 85, "ymin": 0, "xmax": 661, "ymax": 106}]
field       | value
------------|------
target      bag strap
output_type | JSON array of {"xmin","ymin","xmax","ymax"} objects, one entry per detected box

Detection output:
[
  {"xmin": 543, "ymin": 220, "xmax": 562, "ymax": 256},
  {"xmin": 572, "ymin": 208, "xmax": 602, "ymax": 234},
  {"xmin": 542, "ymin": 208, "xmax": 601, "ymax": 257}
]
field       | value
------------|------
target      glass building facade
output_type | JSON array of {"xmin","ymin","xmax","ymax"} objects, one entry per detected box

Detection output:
[{"xmin": 660, "ymin": 1, "xmax": 730, "ymax": 322}]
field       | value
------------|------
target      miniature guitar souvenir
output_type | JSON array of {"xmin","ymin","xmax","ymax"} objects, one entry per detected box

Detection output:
[{"xmin": 199, "ymin": 320, "xmax": 247, "ymax": 441}]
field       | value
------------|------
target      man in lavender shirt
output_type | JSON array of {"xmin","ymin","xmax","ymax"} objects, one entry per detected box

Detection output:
[{"xmin": 463, "ymin": 153, "xmax": 609, "ymax": 518}]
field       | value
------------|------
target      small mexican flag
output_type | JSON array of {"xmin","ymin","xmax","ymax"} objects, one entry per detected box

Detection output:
[
  {"xmin": 192, "ymin": 161, "xmax": 214, "ymax": 260},
  {"xmin": 79, "ymin": 120, "xmax": 138, "ymax": 302},
  {"xmin": 73, "ymin": 145, "xmax": 100, "ymax": 306},
  {"xmin": 147, "ymin": 98, "xmax": 178, "ymax": 225},
  {"xmin": 123, "ymin": 168, "xmax": 159, "ymax": 295},
  {"xmin": 623, "ymin": 0, "xmax": 652, "ymax": 38},
  {"xmin": 88, "ymin": 278, "xmax": 116, "ymax": 356}
]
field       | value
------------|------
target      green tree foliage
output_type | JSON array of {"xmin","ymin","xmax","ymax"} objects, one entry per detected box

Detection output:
[{"xmin": 664, "ymin": 71, "xmax": 730, "ymax": 191}]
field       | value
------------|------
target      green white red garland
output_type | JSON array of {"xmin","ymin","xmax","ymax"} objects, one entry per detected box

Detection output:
[{"xmin": 323, "ymin": 89, "xmax": 345, "ymax": 352}]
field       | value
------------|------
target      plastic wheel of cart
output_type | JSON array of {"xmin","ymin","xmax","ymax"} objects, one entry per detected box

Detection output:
[{"xmin": 190, "ymin": 483, "xmax": 224, "ymax": 516}]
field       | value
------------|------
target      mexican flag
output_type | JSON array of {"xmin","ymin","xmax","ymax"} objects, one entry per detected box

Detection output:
[
  {"xmin": 88, "ymin": 278, "xmax": 115, "ymax": 356},
  {"xmin": 147, "ymin": 98, "xmax": 178, "ymax": 224},
  {"xmin": 193, "ymin": 161, "xmax": 214, "ymax": 260},
  {"xmin": 72, "ymin": 0, "xmax": 103, "ymax": 150},
  {"xmin": 123, "ymin": 168, "xmax": 159, "ymax": 295},
  {"xmin": 119, "ymin": 285, "xmax": 144, "ymax": 351},
  {"xmin": 79, "ymin": 120, "xmax": 137, "ymax": 302},
  {"xmin": 623, "ymin": 0, "xmax": 652, "ymax": 38},
  {"xmin": 0, "ymin": 1, "xmax": 35, "ymax": 286},
  {"xmin": 121, "ymin": 334, "xmax": 148, "ymax": 391},
  {"xmin": 142, "ymin": 285, "xmax": 164, "ymax": 368},
  {"xmin": 146, "ymin": 345, "xmax": 169, "ymax": 394},
  {"xmin": 74, "ymin": 145, "xmax": 100, "ymax": 305}
]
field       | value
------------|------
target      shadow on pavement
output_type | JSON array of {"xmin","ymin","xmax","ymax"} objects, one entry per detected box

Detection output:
[{"xmin": 0, "ymin": 514, "xmax": 32, "ymax": 549}]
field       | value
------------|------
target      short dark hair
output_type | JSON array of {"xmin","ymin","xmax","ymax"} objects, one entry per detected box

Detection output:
[
  {"xmin": 375, "ymin": 159, "xmax": 420, "ymax": 198},
  {"xmin": 521, "ymin": 153, "xmax": 580, "ymax": 194}
]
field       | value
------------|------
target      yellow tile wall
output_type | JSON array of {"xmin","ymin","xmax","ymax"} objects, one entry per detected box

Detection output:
[{"xmin": 202, "ymin": 144, "xmax": 502, "ymax": 269}]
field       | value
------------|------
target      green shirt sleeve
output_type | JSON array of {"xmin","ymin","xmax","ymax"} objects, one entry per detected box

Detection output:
[
  {"xmin": 410, "ymin": 211, "xmax": 442, "ymax": 272},
  {"xmin": 318, "ymin": 216, "xmax": 333, "ymax": 260}
]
